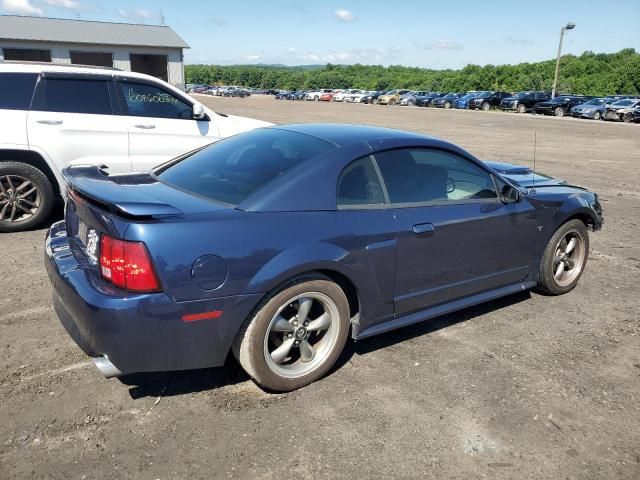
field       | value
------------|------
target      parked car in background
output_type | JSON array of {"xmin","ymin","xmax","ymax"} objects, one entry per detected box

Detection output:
[
  {"xmin": 306, "ymin": 89, "xmax": 334, "ymax": 101},
  {"xmin": 469, "ymin": 91, "xmax": 512, "ymax": 111},
  {"xmin": 274, "ymin": 90, "xmax": 291, "ymax": 100},
  {"xmin": 453, "ymin": 92, "xmax": 481, "ymax": 109},
  {"xmin": 603, "ymin": 98, "xmax": 640, "ymax": 122},
  {"xmin": 500, "ymin": 91, "xmax": 551, "ymax": 113},
  {"xmin": 361, "ymin": 91, "xmax": 385, "ymax": 104},
  {"xmin": 533, "ymin": 95, "xmax": 592, "ymax": 117},
  {"xmin": 399, "ymin": 91, "xmax": 430, "ymax": 106},
  {"xmin": 320, "ymin": 91, "xmax": 336, "ymax": 101},
  {"xmin": 415, "ymin": 92, "xmax": 444, "ymax": 107},
  {"xmin": 231, "ymin": 88, "xmax": 251, "ymax": 98},
  {"xmin": 345, "ymin": 90, "xmax": 373, "ymax": 103},
  {"xmin": 0, "ymin": 62, "xmax": 270, "ymax": 232},
  {"xmin": 46, "ymin": 123, "xmax": 602, "ymax": 392},
  {"xmin": 431, "ymin": 93, "xmax": 464, "ymax": 108},
  {"xmin": 378, "ymin": 89, "xmax": 411, "ymax": 105},
  {"xmin": 333, "ymin": 89, "xmax": 361, "ymax": 102},
  {"xmin": 570, "ymin": 98, "xmax": 610, "ymax": 120}
]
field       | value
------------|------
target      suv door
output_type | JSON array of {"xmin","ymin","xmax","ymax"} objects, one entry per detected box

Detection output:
[
  {"xmin": 374, "ymin": 148, "xmax": 538, "ymax": 316},
  {"xmin": 28, "ymin": 74, "xmax": 130, "ymax": 173},
  {"xmin": 115, "ymin": 79, "xmax": 220, "ymax": 171},
  {"xmin": 0, "ymin": 73, "xmax": 38, "ymax": 148}
]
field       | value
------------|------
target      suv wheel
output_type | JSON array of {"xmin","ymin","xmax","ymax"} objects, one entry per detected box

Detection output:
[
  {"xmin": 233, "ymin": 274, "xmax": 350, "ymax": 391},
  {"xmin": 517, "ymin": 104, "xmax": 526, "ymax": 114},
  {"xmin": 536, "ymin": 220, "xmax": 589, "ymax": 295},
  {"xmin": 482, "ymin": 102, "xmax": 490, "ymax": 111},
  {"xmin": 0, "ymin": 162, "xmax": 55, "ymax": 233},
  {"xmin": 388, "ymin": 99, "xmax": 396, "ymax": 106}
]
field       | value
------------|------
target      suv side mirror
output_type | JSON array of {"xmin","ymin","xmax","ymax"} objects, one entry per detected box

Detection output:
[
  {"xmin": 500, "ymin": 184, "xmax": 520, "ymax": 204},
  {"xmin": 192, "ymin": 103, "xmax": 206, "ymax": 120}
]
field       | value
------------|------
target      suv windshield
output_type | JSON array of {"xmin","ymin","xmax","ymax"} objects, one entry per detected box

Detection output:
[
  {"xmin": 155, "ymin": 128, "xmax": 337, "ymax": 205},
  {"xmin": 476, "ymin": 92, "xmax": 492, "ymax": 98},
  {"xmin": 514, "ymin": 92, "xmax": 532, "ymax": 99}
]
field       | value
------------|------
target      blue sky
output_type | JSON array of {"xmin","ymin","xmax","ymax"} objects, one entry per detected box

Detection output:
[{"xmin": 2, "ymin": 0, "xmax": 639, "ymax": 68}]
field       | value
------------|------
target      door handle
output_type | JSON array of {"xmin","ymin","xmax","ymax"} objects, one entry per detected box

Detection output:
[
  {"xmin": 134, "ymin": 124, "xmax": 156, "ymax": 129},
  {"xmin": 36, "ymin": 120, "xmax": 63, "ymax": 125},
  {"xmin": 412, "ymin": 223, "xmax": 435, "ymax": 236}
]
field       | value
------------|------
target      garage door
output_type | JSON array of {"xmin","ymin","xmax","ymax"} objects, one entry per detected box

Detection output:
[{"xmin": 130, "ymin": 54, "xmax": 168, "ymax": 82}]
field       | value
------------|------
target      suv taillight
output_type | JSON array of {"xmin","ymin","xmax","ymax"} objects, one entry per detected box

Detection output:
[{"xmin": 99, "ymin": 234, "xmax": 161, "ymax": 293}]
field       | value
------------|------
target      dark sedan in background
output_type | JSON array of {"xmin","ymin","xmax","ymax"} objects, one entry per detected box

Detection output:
[
  {"xmin": 500, "ymin": 91, "xmax": 551, "ymax": 113},
  {"xmin": 469, "ymin": 91, "xmax": 512, "ymax": 110},
  {"xmin": 431, "ymin": 93, "xmax": 464, "ymax": 108},
  {"xmin": 46, "ymin": 124, "xmax": 603, "ymax": 392},
  {"xmin": 533, "ymin": 95, "xmax": 593, "ymax": 117},
  {"xmin": 415, "ymin": 92, "xmax": 444, "ymax": 107}
]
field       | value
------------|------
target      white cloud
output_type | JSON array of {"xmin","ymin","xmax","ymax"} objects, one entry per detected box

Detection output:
[
  {"xmin": 117, "ymin": 8, "xmax": 154, "ymax": 21},
  {"xmin": 506, "ymin": 36, "xmax": 534, "ymax": 45},
  {"xmin": 44, "ymin": 0, "xmax": 80, "ymax": 9},
  {"xmin": 334, "ymin": 8, "xmax": 354, "ymax": 22},
  {"xmin": 1, "ymin": 0, "xmax": 43, "ymax": 15},
  {"xmin": 208, "ymin": 16, "xmax": 228, "ymax": 26},
  {"xmin": 245, "ymin": 55, "xmax": 261, "ymax": 61},
  {"xmin": 430, "ymin": 39, "xmax": 463, "ymax": 50}
]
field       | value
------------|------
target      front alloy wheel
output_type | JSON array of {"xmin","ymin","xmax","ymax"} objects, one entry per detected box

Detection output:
[{"xmin": 234, "ymin": 275, "xmax": 350, "ymax": 391}]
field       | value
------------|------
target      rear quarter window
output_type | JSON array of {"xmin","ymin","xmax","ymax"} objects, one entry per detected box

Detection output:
[
  {"xmin": 155, "ymin": 128, "xmax": 337, "ymax": 206},
  {"xmin": 0, "ymin": 73, "xmax": 38, "ymax": 110},
  {"xmin": 31, "ymin": 77, "xmax": 112, "ymax": 115}
]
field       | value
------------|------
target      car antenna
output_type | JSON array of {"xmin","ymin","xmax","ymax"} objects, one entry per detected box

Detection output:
[{"xmin": 531, "ymin": 131, "xmax": 537, "ymax": 193}]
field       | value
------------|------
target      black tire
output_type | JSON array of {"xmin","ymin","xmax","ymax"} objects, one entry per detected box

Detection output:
[
  {"xmin": 554, "ymin": 107, "xmax": 564, "ymax": 117},
  {"xmin": 517, "ymin": 104, "xmax": 526, "ymax": 114},
  {"xmin": 593, "ymin": 111, "xmax": 602, "ymax": 120},
  {"xmin": 233, "ymin": 274, "xmax": 350, "ymax": 392},
  {"xmin": 388, "ymin": 99, "xmax": 396, "ymax": 106},
  {"xmin": 536, "ymin": 219, "xmax": 589, "ymax": 295},
  {"xmin": 622, "ymin": 113, "xmax": 633, "ymax": 123},
  {"xmin": 0, "ymin": 162, "xmax": 55, "ymax": 233},
  {"xmin": 482, "ymin": 102, "xmax": 490, "ymax": 111},
  {"xmin": 444, "ymin": 101, "xmax": 451, "ymax": 109}
]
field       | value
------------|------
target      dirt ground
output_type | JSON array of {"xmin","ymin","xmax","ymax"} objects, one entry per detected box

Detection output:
[{"xmin": 1, "ymin": 96, "xmax": 639, "ymax": 480}]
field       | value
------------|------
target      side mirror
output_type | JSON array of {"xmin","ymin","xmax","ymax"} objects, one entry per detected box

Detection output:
[
  {"xmin": 500, "ymin": 184, "xmax": 520, "ymax": 204},
  {"xmin": 192, "ymin": 103, "xmax": 206, "ymax": 120}
]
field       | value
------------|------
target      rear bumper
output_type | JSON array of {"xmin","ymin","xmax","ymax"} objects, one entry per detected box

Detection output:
[{"xmin": 45, "ymin": 221, "xmax": 263, "ymax": 377}]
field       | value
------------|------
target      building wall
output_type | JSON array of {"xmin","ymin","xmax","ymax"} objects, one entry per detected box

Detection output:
[{"xmin": 0, "ymin": 40, "xmax": 184, "ymax": 89}]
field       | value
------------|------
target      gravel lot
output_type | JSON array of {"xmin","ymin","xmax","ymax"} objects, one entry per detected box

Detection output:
[{"xmin": 1, "ymin": 96, "xmax": 639, "ymax": 479}]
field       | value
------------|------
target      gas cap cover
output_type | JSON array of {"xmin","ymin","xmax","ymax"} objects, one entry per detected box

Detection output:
[{"xmin": 191, "ymin": 255, "xmax": 228, "ymax": 291}]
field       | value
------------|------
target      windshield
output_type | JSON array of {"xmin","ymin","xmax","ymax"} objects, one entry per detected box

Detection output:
[
  {"xmin": 584, "ymin": 98, "xmax": 606, "ymax": 106},
  {"xmin": 155, "ymin": 128, "xmax": 337, "ymax": 206},
  {"xmin": 476, "ymin": 92, "xmax": 491, "ymax": 98},
  {"xmin": 513, "ymin": 92, "xmax": 532, "ymax": 99},
  {"xmin": 612, "ymin": 99, "xmax": 633, "ymax": 106},
  {"xmin": 386, "ymin": 90, "xmax": 398, "ymax": 95}
]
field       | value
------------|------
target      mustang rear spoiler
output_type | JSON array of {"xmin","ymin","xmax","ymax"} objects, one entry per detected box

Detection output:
[{"xmin": 62, "ymin": 165, "xmax": 183, "ymax": 219}]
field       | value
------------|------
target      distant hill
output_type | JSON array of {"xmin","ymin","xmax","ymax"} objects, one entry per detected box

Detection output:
[{"xmin": 186, "ymin": 49, "xmax": 640, "ymax": 96}]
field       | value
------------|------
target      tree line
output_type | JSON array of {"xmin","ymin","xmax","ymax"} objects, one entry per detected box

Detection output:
[{"xmin": 185, "ymin": 48, "xmax": 640, "ymax": 96}]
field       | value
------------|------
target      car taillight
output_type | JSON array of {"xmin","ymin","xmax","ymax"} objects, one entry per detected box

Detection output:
[{"xmin": 99, "ymin": 234, "xmax": 161, "ymax": 293}]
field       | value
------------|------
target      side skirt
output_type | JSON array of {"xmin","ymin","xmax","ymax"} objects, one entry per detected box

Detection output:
[{"xmin": 353, "ymin": 281, "xmax": 537, "ymax": 340}]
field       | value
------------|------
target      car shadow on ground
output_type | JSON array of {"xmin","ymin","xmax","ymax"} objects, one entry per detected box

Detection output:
[{"xmin": 119, "ymin": 290, "xmax": 532, "ymax": 399}]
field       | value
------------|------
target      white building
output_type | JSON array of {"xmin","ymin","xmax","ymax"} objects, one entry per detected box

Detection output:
[{"xmin": 0, "ymin": 15, "xmax": 189, "ymax": 89}]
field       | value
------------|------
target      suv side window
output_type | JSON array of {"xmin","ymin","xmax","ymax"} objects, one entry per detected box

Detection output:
[
  {"xmin": 0, "ymin": 73, "xmax": 38, "ymax": 110},
  {"xmin": 117, "ymin": 81, "xmax": 193, "ymax": 119},
  {"xmin": 374, "ymin": 148, "xmax": 498, "ymax": 205},
  {"xmin": 31, "ymin": 77, "xmax": 112, "ymax": 115},
  {"xmin": 337, "ymin": 156, "xmax": 386, "ymax": 208}
]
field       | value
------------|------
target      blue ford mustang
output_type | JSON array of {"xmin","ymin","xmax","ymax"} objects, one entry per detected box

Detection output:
[{"xmin": 46, "ymin": 124, "xmax": 603, "ymax": 391}]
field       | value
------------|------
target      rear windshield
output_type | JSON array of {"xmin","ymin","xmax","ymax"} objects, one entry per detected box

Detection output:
[{"xmin": 155, "ymin": 128, "xmax": 337, "ymax": 206}]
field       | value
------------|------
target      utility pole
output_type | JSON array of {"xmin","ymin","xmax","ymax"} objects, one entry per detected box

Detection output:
[{"xmin": 552, "ymin": 22, "xmax": 575, "ymax": 98}]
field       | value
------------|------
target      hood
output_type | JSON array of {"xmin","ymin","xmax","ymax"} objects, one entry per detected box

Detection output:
[
  {"xmin": 215, "ymin": 113, "xmax": 273, "ymax": 136},
  {"xmin": 483, "ymin": 160, "xmax": 566, "ymax": 188}
]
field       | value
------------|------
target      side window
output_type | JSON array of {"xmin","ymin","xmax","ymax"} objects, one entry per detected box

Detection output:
[
  {"xmin": 0, "ymin": 73, "xmax": 38, "ymax": 110},
  {"xmin": 374, "ymin": 148, "xmax": 497, "ymax": 205},
  {"xmin": 337, "ymin": 156, "xmax": 385, "ymax": 208},
  {"xmin": 32, "ymin": 78, "xmax": 112, "ymax": 115},
  {"xmin": 117, "ymin": 81, "xmax": 193, "ymax": 119}
]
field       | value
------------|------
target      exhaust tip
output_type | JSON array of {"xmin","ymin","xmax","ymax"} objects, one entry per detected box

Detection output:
[{"xmin": 93, "ymin": 356, "xmax": 123, "ymax": 378}]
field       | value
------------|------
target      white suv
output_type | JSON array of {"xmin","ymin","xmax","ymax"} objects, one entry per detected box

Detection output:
[{"xmin": 0, "ymin": 62, "xmax": 270, "ymax": 232}]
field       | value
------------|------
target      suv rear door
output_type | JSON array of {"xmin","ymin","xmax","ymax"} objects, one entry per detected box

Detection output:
[
  {"xmin": 0, "ymin": 72, "xmax": 38, "ymax": 148},
  {"xmin": 114, "ymin": 78, "xmax": 220, "ymax": 171},
  {"xmin": 27, "ymin": 73, "xmax": 130, "ymax": 172}
]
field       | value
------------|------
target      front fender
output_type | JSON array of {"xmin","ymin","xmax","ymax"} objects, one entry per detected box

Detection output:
[{"xmin": 554, "ymin": 193, "xmax": 603, "ymax": 230}]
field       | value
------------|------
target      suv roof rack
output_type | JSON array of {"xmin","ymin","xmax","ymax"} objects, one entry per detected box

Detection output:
[{"xmin": 0, "ymin": 60, "xmax": 122, "ymax": 71}]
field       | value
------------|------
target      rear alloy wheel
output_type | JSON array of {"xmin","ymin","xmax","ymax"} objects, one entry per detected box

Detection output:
[
  {"xmin": 482, "ymin": 102, "xmax": 490, "ymax": 111},
  {"xmin": 517, "ymin": 104, "xmax": 526, "ymax": 114},
  {"xmin": 554, "ymin": 107, "xmax": 564, "ymax": 117},
  {"xmin": 593, "ymin": 111, "xmax": 602, "ymax": 120},
  {"xmin": 0, "ymin": 162, "xmax": 55, "ymax": 233},
  {"xmin": 444, "ymin": 101, "xmax": 452, "ymax": 109},
  {"xmin": 233, "ymin": 275, "xmax": 350, "ymax": 391},
  {"xmin": 536, "ymin": 219, "xmax": 589, "ymax": 295}
]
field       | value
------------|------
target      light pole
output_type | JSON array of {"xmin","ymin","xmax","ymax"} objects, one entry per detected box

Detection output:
[{"xmin": 551, "ymin": 22, "xmax": 576, "ymax": 98}]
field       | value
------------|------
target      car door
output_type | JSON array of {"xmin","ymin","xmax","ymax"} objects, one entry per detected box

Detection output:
[
  {"xmin": 27, "ymin": 74, "xmax": 130, "ymax": 173},
  {"xmin": 114, "ymin": 78, "xmax": 220, "ymax": 171},
  {"xmin": 373, "ymin": 148, "xmax": 538, "ymax": 316}
]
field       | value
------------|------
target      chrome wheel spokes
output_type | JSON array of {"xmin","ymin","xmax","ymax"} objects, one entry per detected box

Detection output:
[
  {"xmin": 264, "ymin": 292, "xmax": 339, "ymax": 378},
  {"xmin": 0, "ymin": 175, "xmax": 41, "ymax": 223},
  {"xmin": 553, "ymin": 229, "xmax": 586, "ymax": 287}
]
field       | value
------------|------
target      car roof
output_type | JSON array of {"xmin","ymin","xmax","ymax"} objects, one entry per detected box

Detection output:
[
  {"xmin": 0, "ymin": 61, "xmax": 158, "ymax": 82},
  {"xmin": 269, "ymin": 123, "xmax": 430, "ymax": 148}
]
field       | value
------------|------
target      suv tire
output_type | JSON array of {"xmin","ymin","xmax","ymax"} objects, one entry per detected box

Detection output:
[
  {"xmin": 517, "ymin": 104, "xmax": 526, "ymax": 113},
  {"xmin": 0, "ymin": 161, "xmax": 55, "ymax": 233}
]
